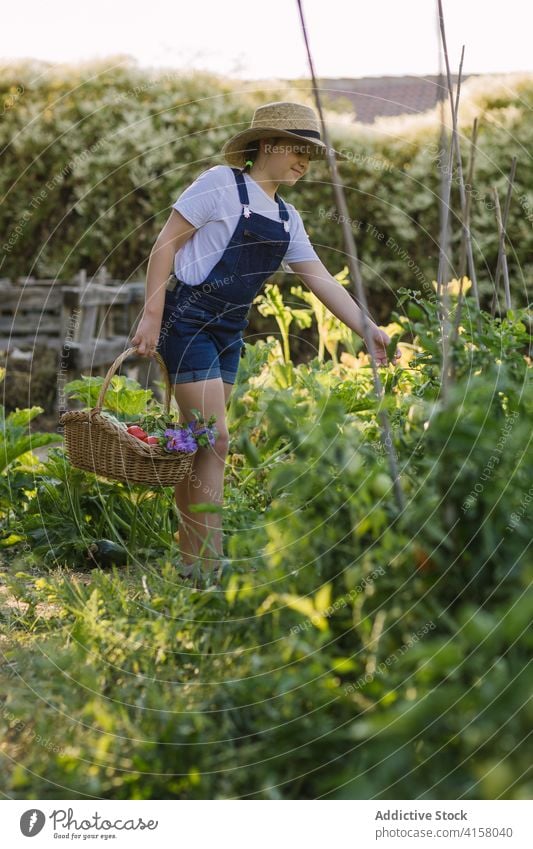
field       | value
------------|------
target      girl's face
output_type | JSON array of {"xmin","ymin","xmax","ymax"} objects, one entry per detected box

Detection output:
[{"xmin": 259, "ymin": 137, "xmax": 312, "ymax": 185}]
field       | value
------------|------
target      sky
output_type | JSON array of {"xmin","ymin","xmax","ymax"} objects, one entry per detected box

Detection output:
[{"xmin": 2, "ymin": 0, "xmax": 532, "ymax": 79}]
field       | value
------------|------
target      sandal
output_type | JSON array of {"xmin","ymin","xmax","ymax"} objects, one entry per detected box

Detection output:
[
  {"xmin": 175, "ymin": 562, "xmax": 223, "ymax": 589},
  {"xmin": 176, "ymin": 563, "xmax": 197, "ymax": 581}
]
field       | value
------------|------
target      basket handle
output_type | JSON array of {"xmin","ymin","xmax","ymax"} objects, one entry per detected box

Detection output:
[{"xmin": 91, "ymin": 346, "xmax": 172, "ymax": 415}]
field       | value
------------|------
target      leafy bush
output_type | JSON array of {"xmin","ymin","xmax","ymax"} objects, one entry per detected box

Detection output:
[
  {"xmin": 0, "ymin": 277, "xmax": 531, "ymax": 799},
  {"xmin": 1, "ymin": 61, "xmax": 531, "ymax": 327}
]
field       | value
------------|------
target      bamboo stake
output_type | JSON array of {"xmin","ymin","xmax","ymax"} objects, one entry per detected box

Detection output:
[
  {"xmin": 295, "ymin": 0, "xmax": 404, "ymax": 512},
  {"xmin": 437, "ymin": 0, "xmax": 480, "ymax": 309},
  {"xmin": 435, "ymin": 41, "xmax": 461, "ymax": 401},
  {"xmin": 450, "ymin": 117, "xmax": 481, "ymax": 363},
  {"xmin": 458, "ymin": 117, "xmax": 479, "ymax": 283},
  {"xmin": 435, "ymin": 123, "xmax": 455, "ymax": 304},
  {"xmin": 451, "ymin": 60, "xmax": 480, "ymax": 309},
  {"xmin": 435, "ymin": 39, "xmax": 463, "ymax": 300},
  {"xmin": 439, "ymin": 130, "xmax": 453, "ymax": 404},
  {"xmin": 436, "ymin": 3, "xmax": 470, "ymax": 400},
  {"xmin": 436, "ymin": 25, "xmax": 452, "ymax": 297},
  {"xmin": 490, "ymin": 156, "xmax": 517, "ymax": 315},
  {"xmin": 492, "ymin": 187, "xmax": 512, "ymax": 312}
]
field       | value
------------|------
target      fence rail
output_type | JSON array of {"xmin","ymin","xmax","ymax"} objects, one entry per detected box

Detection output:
[
  {"xmin": 0, "ymin": 267, "xmax": 160, "ymax": 414},
  {"xmin": 0, "ymin": 266, "xmax": 146, "ymax": 370}
]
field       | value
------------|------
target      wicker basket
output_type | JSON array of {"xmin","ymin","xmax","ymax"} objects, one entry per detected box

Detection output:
[{"xmin": 59, "ymin": 346, "xmax": 195, "ymax": 486}]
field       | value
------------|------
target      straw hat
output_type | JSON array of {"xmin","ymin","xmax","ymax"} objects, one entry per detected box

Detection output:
[{"xmin": 221, "ymin": 101, "xmax": 348, "ymax": 166}]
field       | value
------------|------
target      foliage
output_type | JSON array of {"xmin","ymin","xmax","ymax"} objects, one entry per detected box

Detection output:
[
  {"xmin": 4, "ymin": 447, "xmax": 177, "ymax": 568},
  {"xmin": 1, "ymin": 62, "xmax": 531, "ymax": 326},
  {"xmin": 254, "ymin": 282, "xmax": 312, "ymax": 364},
  {"xmin": 0, "ymin": 369, "xmax": 62, "ymax": 536},
  {"xmin": 289, "ymin": 265, "xmax": 359, "ymax": 363},
  {"xmin": 64, "ymin": 374, "xmax": 153, "ymax": 420},
  {"xmin": 0, "ymin": 278, "xmax": 531, "ymax": 799}
]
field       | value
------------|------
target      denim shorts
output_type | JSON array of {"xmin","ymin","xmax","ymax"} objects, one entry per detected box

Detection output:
[{"xmin": 156, "ymin": 283, "xmax": 250, "ymax": 385}]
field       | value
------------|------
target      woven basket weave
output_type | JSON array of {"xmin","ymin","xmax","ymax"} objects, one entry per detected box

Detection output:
[{"xmin": 59, "ymin": 346, "xmax": 195, "ymax": 486}]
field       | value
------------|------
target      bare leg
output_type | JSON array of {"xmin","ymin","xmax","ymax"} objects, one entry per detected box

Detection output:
[{"xmin": 172, "ymin": 379, "xmax": 233, "ymax": 573}]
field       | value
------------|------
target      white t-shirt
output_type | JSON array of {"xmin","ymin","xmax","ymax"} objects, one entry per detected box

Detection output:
[{"xmin": 171, "ymin": 165, "xmax": 319, "ymax": 285}]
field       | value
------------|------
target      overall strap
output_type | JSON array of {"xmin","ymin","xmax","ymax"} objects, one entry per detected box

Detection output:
[
  {"xmin": 231, "ymin": 168, "xmax": 251, "ymax": 216},
  {"xmin": 276, "ymin": 195, "xmax": 290, "ymax": 232}
]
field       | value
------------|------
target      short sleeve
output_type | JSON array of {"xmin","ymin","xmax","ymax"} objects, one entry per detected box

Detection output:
[
  {"xmin": 283, "ymin": 208, "xmax": 319, "ymax": 266},
  {"xmin": 172, "ymin": 166, "xmax": 223, "ymax": 228}
]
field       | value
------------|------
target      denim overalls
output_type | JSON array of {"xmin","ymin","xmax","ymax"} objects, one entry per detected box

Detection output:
[{"xmin": 157, "ymin": 167, "xmax": 291, "ymax": 384}]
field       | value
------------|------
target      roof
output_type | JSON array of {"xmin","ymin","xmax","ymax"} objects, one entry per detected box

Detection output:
[{"xmin": 320, "ymin": 74, "xmax": 481, "ymax": 124}]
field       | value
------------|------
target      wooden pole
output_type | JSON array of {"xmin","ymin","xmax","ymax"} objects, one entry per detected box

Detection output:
[
  {"xmin": 451, "ymin": 60, "xmax": 480, "ymax": 309},
  {"xmin": 437, "ymin": 0, "xmax": 480, "ymax": 309},
  {"xmin": 436, "ymin": 3, "xmax": 471, "ymax": 400},
  {"xmin": 490, "ymin": 157, "xmax": 517, "ymax": 315},
  {"xmin": 436, "ymin": 17, "xmax": 453, "ymax": 296},
  {"xmin": 492, "ymin": 187, "xmax": 513, "ymax": 312},
  {"xmin": 438, "ymin": 128, "xmax": 453, "ymax": 404},
  {"xmin": 458, "ymin": 117, "xmax": 479, "ymax": 282},
  {"xmin": 450, "ymin": 117, "xmax": 481, "ymax": 365},
  {"xmin": 295, "ymin": 0, "xmax": 404, "ymax": 512}
]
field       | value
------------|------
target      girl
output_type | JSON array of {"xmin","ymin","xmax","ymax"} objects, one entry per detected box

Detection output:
[{"xmin": 131, "ymin": 101, "xmax": 399, "ymax": 580}]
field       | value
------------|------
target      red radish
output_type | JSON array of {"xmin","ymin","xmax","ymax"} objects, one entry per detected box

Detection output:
[
  {"xmin": 126, "ymin": 426, "xmax": 148, "ymax": 440},
  {"xmin": 145, "ymin": 436, "xmax": 159, "ymax": 445}
]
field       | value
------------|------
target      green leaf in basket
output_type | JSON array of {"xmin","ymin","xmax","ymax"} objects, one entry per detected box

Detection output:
[
  {"xmin": 64, "ymin": 376, "xmax": 104, "ymax": 407},
  {"xmin": 106, "ymin": 376, "xmax": 153, "ymax": 416},
  {"xmin": 64, "ymin": 374, "xmax": 153, "ymax": 416}
]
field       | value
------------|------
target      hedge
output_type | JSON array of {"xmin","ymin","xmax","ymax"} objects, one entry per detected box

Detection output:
[{"xmin": 1, "ymin": 60, "xmax": 531, "ymax": 326}]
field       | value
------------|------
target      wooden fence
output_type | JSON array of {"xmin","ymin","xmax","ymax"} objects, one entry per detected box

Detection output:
[
  {"xmin": 0, "ymin": 267, "xmax": 146, "ymax": 366},
  {"xmin": 0, "ymin": 267, "xmax": 157, "ymax": 409}
]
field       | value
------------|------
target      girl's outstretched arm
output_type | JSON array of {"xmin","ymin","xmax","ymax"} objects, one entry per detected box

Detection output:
[{"xmin": 289, "ymin": 259, "xmax": 400, "ymax": 366}]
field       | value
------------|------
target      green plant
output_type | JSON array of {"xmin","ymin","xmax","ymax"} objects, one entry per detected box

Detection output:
[
  {"xmin": 254, "ymin": 282, "xmax": 312, "ymax": 365},
  {"xmin": 0, "ymin": 367, "xmax": 62, "ymax": 530},
  {"xmin": 1, "ymin": 277, "xmax": 531, "ymax": 801},
  {"xmin": 16, "ymin": 448, "xmax": 176, "ymax": 568},
  {"xmin": 290, "ymin": 265, "xmax": 360, "ymax": 363}
]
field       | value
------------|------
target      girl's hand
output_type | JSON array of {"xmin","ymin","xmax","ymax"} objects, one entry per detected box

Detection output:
[
  {"xmin": 131, "ymin": 313, "xmax": 162, "ymax": 356},
  {"xmin": 366, "ymin": 326, "xmax": 401, "ymax": 367}
]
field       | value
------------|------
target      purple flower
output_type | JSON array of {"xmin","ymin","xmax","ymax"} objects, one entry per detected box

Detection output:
[
  {"xmin": 164, "ymin": 427, "xmax": 197, "ymax": 454},
  {"xmin": 187, "ymin": 420, "xmax": 218, "ymax": 447}
]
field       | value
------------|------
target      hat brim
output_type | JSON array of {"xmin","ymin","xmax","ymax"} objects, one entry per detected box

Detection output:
[{"xmin": 221, "ymin": 127, "xmax": 349, "ymax": 166}]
